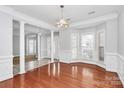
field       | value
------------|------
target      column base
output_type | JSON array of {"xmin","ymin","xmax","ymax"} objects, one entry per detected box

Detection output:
[{"xmin": 19, "ymin": 70, "xmax": 26, "ymax": 74}]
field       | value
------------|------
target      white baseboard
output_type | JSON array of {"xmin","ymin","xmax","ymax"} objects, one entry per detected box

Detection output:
[
  {"xmin": 60, "ymin": 59, "xmax": 105, "ymax": 69},
  {"xmin": 117, "ymin": 72, "xmax": 124, "ymax": 87},
  {"xmin": 0, "ymin": 73, "xmax": 13, "ymax": 82},
  {"xmin": 70, "ymin": 60, "xmax": 105, "ymax": 69},
  {"xmin": 59, "ymin": 60, "xmax": 71, "ymax": 64}
]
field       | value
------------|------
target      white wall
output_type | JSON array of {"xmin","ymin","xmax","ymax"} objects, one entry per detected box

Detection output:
[
  {"xmin": 0, "ymin": 12, "xmax": 12, "ymax": 57},
  {"xmin": 0, "ymin": 11, "xmax": 13, "ymax": 81},
  {"xmin": 117, "ymin": 8, "xmax": 124, "ymax": 86},
  {"xmin": 105, "ymin": 19, "xmax": 118, "ymax": 53},
  {"xmin": 118, "ymin": 9, "xmax": 124, "ymax": 56},
  {"xmin": 59, "ymin": 30, "xmax": 72, "ymax": 62},
  {"xmin": 104, "ymin": 18, "xmax": 118, "ymax": 72}
]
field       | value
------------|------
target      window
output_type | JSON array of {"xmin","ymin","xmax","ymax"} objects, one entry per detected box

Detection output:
[
  {"xmin": 28, "ymin": 38, "xmax": 36, "ymax": 55},
  {"xmin": 81, "ymin": 34, "xmax": 94, "ymax": 59}
]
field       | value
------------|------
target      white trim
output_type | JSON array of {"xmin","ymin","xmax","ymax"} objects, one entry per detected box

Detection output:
[
  {"xmin": 0, "ymin": 73, "xmax": 13, "ymax": 82},
  {"xmin": 60, "ymin": 59, "xmax": 105, "ymax": 68},
  {"xmin": 0, "ymin": 55, "xmax": 13, "ymax": 60},
  {"xmin": 104, "ymin": 52, "xmax": 124, "ymax": 57},
  {"xmin": 37, "ymin": 33, "xmax": 41, "ymax": 60},
  {"xmin": 105, "ymin": 53, "xmax": 124, "ymax": 87},
  {"xmin": 118, "ymin": 53, "xmax": 124, "ymax": 61},
  {"xmin": 116, "ymin": 53, "xmax": 124, "ymax": 87},
  {"xmin": 104, "ymin": 52, "xmax": 118, "ymax": 72},
  {"xmin": 105, "ymin": 52, "xmax": 118, "ymax": 56},
  {"xmin": 59, "ymin": 60, "xmax": 71, "ymax": 64},
  {"xmin": 117, "ymin": 72, "xmax": 124, "ymax": 87},
  {"xmin": 0, "ymin": 56, "xmax": 13, "ymax": 82},
  {"xmin": 19, "ymin": 21, "xmax": 25, "ymax": 74},
  {"xmin": 51, "ymin": 30, "xmax": 54, "ymax": 63},
  {"xmin": 70, "ymin": 60, "xmax": 105, "ymax": 69}
]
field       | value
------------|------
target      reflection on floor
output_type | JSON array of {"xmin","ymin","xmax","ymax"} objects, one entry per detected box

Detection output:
[
  {"xmin": 13, "ymin": 58, "xmax": 51, "ymax": 75},
  {"xmin": 1, "ymin": 62, "xmax": 123, "ymax": 88}
]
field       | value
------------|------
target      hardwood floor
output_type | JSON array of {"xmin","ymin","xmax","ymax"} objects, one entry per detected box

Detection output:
[{"xmin": 0, "ymin": 62, "xmax": 123, "ymax": 88}]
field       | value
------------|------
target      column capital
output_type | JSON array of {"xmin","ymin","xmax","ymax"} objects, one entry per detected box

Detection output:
[
  {"xmin": 38, "ymin": 33, "xmax": 42, "ymax": 36},
  {"xmin": 19, "ymin": 21, "xmax": 26, "ymax": 24},
  {"xmin": 51, "ymin": 30, "xmax": 54, "ymax": 32}
]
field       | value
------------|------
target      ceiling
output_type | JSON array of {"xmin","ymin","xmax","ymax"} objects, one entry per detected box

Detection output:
[{"xmin": 8, "ymin": 5, "xmax": 124, "ymax": 28}]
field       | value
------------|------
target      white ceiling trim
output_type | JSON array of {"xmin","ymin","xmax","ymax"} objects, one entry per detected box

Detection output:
[
  {"xmin": 0, "ymin": 5, "xmax": 57, "ymax": 31},
  {"xmin": 0, "ymin": 6, "xmax": 119, "ymax": 32},
  {"xmin": 70, "ymin": 13, "xmax": 118, "ymax": 28}
]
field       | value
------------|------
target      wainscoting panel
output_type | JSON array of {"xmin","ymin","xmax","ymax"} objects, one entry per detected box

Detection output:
[
  {"xmin": 117, "ymin": 54, "xmax": 124, "ymax": 87},
  {"xmin": 104, "ymin": 53, "xmax": 118, "ymax": 72},
  {"xmin": 59, "ymin": 50, "xmax": 72, "ymax": 63},
  {"xmin": 104, "ymin": 53, "xmax": 124, "ymax": 87},
  {"xmin": 0, "ymin": 56, "xmax": 13, "ymax": 82}
]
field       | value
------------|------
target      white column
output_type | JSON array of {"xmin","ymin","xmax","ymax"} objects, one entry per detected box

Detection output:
[
  {"xmin": 20, "ymin": 21, "xmax": 25, "ymax": 74},
  {"xmin": 51, "ymin": 31, "xmax": 54, "ymax": 63},
  {"xmin": 37, "ymin": 33, "xmax": 41, "ymax": 60}
]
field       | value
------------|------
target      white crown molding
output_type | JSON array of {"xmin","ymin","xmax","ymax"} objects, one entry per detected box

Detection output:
[
  {"xmin": 0, "ymin": 6, "xmax": 57, "ymax": 31},
  {"xmin": 71, "ymin": 13, "xmax": 119, "ymax": 28}
]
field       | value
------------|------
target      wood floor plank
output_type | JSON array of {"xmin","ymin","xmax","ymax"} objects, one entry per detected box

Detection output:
[{"xmin": 0, "ymin": 62, "xmax": 123, "ymax": 88}]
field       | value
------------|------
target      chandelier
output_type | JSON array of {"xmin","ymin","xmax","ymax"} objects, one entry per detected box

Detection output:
[{"xmin": 56, "ymin": 5, "xmax": 69, "ymax": 28}]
